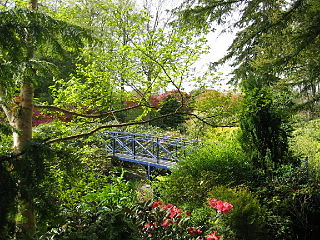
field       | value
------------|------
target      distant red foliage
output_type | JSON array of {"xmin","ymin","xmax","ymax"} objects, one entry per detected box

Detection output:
[
  {"xmin": 123, "ymin": 100, "xmax": 140, "ymax": 108},
  {"xmin": 32, "ymin": 107, "xmax": 72, "ymax": 126},
  {"xmin": 123, "ymin": 90, "xmax": 192, "ymax": 110},
  {"xmin": 150, "ymin": 90, "xmax": 192, "ymax": 109}
]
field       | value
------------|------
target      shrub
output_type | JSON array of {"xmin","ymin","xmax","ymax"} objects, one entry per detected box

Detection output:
[
  {"xmin": 207, "ymin": 185, "xmax": 268, "ymax": 240},
  {"xmin": 154, "ymin": 140, "xmax": 259, "ymax": 207},
  {"xmin": 41, "ymin": 205, "xmax": 137, "ymax": 240},
  {"xmin": 257, "ymin": 164, "xmax": 320, "ymax": 240},
  {"xmin": 41, "ymin": 175, "xmax": 138, "ymax": 240},
  {"xmin": 128, "ymin": 199, "xmax": 232, "ymax": 240},
  {"xmin": 290, "ymin": 119, "xmax": 320, "ymax": 181}
]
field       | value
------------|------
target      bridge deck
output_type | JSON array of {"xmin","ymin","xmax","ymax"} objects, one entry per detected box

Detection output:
[{"xmin": 111, "ymin": 153, "xmax": 176, "ymax": 170}]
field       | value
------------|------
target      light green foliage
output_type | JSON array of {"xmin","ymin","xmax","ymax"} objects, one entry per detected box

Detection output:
[
  {"xmin": 194, "ymin": 90, "xmax": 242, "ymax": 123},
  {"xmin": 0, "ymin": 121, "xmax": 13, "ymax": 154},
  {"xmin": 186, "ymin": 90, "xmax": 243, "ymax": 138},
  {"xmin": 49, "ymin": 0, "xmax": 210, "ymax": 117},
  {"xmin": 207, "ymin": 186, "xmax": 268, "ymax": 240},
  {"xmin": 82, "ymin": 174, "xmax": 137, "ymax": 208},
  {"xmin": 154, "ymin": 139, "xmax": 258, "ymax": 207},
  {"xmin": 290, "ymin": 119, "xmax": 320, "ymax": 180}
]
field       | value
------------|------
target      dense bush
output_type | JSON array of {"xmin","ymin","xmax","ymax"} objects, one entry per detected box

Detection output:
[
  {"xmin": 207, "ymin": 186, "xmax": 268, "ymax": 240},
  {"xmin": 151, "ymin": 96, "xmax": 188, "ymax": 130},
  {"xmin": 290, "ymin": 119, "xmax": 320, "ymax": 181},
  {"xmin": 256, "ymin": 164, "xmax": 320, "ymax": 240},
  {"xmin": 41, "ymin": 205, "xmax": 137, "ymax": 240},
  {"xmin": 154, "ymin": 140, "xmax": 259, "ymax": 207},
  {"xmin": 239, "ymin": 87, "xmax": 294, "ymax": 172}
]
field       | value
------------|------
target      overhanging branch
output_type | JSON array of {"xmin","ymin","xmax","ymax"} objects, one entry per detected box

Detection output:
[
  {"xmin": 35, "ymin": 104, "xmax": 144, "ymax": 118},
  {"xmin": 185, "ymin": 113, "xmax": 237, "ymax": 128},
  {"xmin": 45, "ymin": 111, "xmax": 237, "ymax": 144},
  {"xmin": 45, "ymin": 112, "xmax": 177, "ymax": 144}
]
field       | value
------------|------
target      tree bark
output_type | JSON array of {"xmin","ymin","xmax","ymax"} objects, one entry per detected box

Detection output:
[
  {"xmin": 12, "ymin": 0, "xmax": 38, "ymax": 236},
  {"xmin": 12, "ymin": 83, "xmax": 35, "ymax": 236},
  {"xmin": 12, "ymin": 84, "xmax": 34, "ymax": 153}
]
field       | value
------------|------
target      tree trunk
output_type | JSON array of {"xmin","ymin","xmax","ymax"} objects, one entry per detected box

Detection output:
[
  {"xmin": 12, "ymin": 83, "xmax": 35, "ymax": 236},
  {"xmin": 12, "ymin": 0, "xmax": 38, "ymax": 235},
  {"xmin": 12, "ymin": 84, "xmax": 34, "ymax": 153}
]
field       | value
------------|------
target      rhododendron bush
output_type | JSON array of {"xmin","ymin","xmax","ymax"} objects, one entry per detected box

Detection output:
[{"xmin": 130, "ymin": 198, "xmax": 233, "ymax": 239}]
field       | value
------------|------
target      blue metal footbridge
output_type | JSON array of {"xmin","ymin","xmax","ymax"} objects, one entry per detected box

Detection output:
[{"xmin": 101, "ymin": 131, "xmax": 195, "ymax": 174}]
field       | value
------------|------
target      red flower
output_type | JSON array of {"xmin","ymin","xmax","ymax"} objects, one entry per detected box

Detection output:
[
  {"xmin": 161, "ymin": 218, "xmax": 174, "ymax": 227},
  {"xmin": 161, "ymin": 203, "xmax": 173, "ymax": 209},
  {"xmin": 208, "ymin": 198, "xmax": 233, "ymax": 214},
  {"xmin": 187, "ymin": 227, "xmax": 203, "ymax": 236},
  {"xmin": 206, "ymin": 232, "xmax": 221, "ymax": 240},
  {"xmin": 143, "ymin": 222, "xmax": 156, "ymax": 230},
  {"xmin": 185, "ymin": 211, "xmax": 192, "ymax": 216},
  {"xmin": 168, "ymin": 206, "xmax": 182, "ymax": 218},
  {"xmin": 151, "ymin": 201, "xmax": 163, "ymax": 208}
]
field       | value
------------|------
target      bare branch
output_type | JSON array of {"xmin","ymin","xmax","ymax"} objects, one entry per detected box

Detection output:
[
  {"xmin": 45, "ymin": 110, "xmax": 237, "ymax": 144},
  {"xmin": 45, "ymin": 112, "xmax": 178, "ymax": 144},
  {"xmin": 185, "ymin": 113, "xmax": 237, "ymax": 128}
]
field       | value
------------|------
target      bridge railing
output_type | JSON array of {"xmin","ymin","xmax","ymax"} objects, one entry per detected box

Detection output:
[{"xmin": 101, "ymin": 131, "xmax": 196, "ymax": 163}]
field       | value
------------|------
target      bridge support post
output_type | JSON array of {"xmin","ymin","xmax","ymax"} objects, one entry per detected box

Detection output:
[
  {"xmin": 147, "ymin": 164, "xmax": 151, "ymax": 180},
  {"xmin": 133, "ymin": 134, "xmax": 136, "ymax": 159},
  {"xmin": 156, "ymin": 137, "xmax": 159, "ymax": 163}
]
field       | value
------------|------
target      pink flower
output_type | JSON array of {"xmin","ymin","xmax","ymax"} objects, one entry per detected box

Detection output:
[
  {"xmin": 187, "ymin": 227, "xmax": 203, "ymax": 236},
  {"xmin": 168, "ymin": 206, "xmax": 182, "ymax": 218},
  {"xmin": 185, "ymin": 211, "xmax": 192, "ymax": 216},
  {"xmin": 161, "ymin": 218, "xmax": 174, "ymax": 227},
  {"xmin": 206, "ymin": 232, "xmax": 221, "ymax": 240},
  {"xmin": 161, "ymin": 203, "xmax": 173, "ymax": 209},
  {"xmin": 208, "ymin": 198, "xmax": 233, "ymax": 214},
  {"xmin": 151, "ymin": 201, "xmax": 163, "ymax": 208},
  {"xmin": 143, "ymin": 222, "xmax": 155, "ymax": 230}
]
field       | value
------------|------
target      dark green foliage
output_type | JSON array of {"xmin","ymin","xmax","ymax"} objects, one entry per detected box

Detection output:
[
  {"xmin": 0, "ymin": 7, "xmax": 90, "ymax": 98},
  {"xmin": 0, "ymin": 161, "xmax": 17, "ymax": 239},
  {"xmin": 239, "ymin": 87, "xmax": 294, "ymax": 171},
  {"xmin": 151, "ymin": 96, "xmax": 187, "ymax": 130},
  {"xmin": 41, "ymin": 205, "xmax": 137, "ymax": 240},
  {"xmin": 40, "ymin": 174, "xmax": 138, "ymax": 240},
  {"xmin": 179, "ymin": 0, "xmax": 320, "ymax": 114},
  {"xmin": 256, "ymin": 164, "xmax": 320, "ymax": 240},
  {"xmin": 12, "ymin": 141, "xmax": 64, "ymax": 233}
]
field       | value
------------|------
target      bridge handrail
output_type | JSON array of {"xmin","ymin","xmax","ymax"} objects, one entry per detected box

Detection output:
[{"xmin": 102, "ymin": 131, "xmax": 197, "ymax": 144}]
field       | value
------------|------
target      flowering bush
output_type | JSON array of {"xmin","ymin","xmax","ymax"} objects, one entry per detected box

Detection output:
[
  {"xmin": 130, "ymin": 198, "xmax": 233, "ymax": 240},
  {"xmin": 208, "ymin": 199, "xmax": 234, "ymax": 214}
]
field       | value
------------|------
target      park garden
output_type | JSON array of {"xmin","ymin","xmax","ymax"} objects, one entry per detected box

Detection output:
[{"xmin": 1, "ymin": 0, "xmax": 320, "ymax": 239}]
